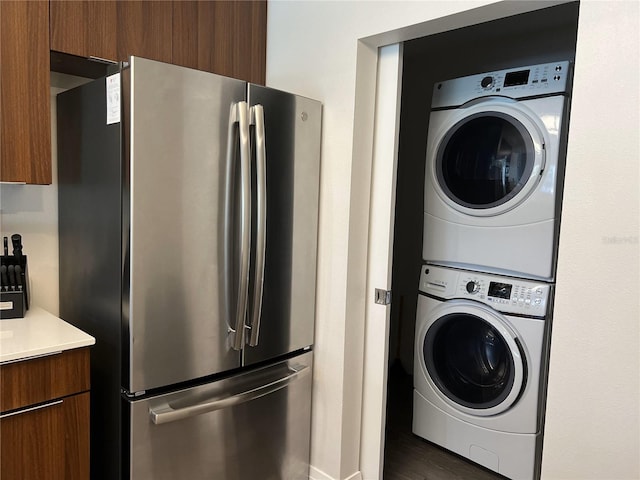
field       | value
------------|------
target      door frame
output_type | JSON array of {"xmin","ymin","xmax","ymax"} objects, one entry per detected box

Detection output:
[{"xmin": 348, "ymin": 2, "xmax": 573, "ymax": 478}]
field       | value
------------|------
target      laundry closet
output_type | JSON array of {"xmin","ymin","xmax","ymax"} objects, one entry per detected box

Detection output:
[{"xmin": 384, "ymin": 3, "xmax": 580, "ymax": 479}]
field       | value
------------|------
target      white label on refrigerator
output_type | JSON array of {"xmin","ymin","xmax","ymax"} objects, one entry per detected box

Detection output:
[{"xmin": 106, "ymin": 73, "xmax": 121, "ymax": 125}]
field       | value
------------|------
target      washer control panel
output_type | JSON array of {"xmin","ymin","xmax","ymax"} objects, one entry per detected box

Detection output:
[
  {"xmin": 431, "ymin": 60, "xmax": 571, "ymax": 108},
  {"xmin": 419, "ymin": 265, "xmax": 550, "ymax": 316}
]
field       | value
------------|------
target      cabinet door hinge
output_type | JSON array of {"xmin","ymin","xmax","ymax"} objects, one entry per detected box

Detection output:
[{"xmin": 374, "ymin": 288, "xmax": 392, "ymax": 305}]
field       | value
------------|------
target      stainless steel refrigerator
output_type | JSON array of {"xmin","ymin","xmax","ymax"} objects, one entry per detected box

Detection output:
[{"xmin": 57, "ymin": 56, "xmax": 321, "ymax": 480}]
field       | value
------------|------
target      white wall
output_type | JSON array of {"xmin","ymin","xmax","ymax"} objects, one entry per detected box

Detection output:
[
  {"xmin": 542, "ymin": 1, "xmax": 639, "ymax": 478},
  {"xmin": 266, "ymin": 1, "xmax": 639, "ymax": 480}
]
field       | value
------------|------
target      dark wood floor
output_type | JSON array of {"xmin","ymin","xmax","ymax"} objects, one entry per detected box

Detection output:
[{"xmin": 382, "ymin": 363, "xmax": 504, "ymax": 480}]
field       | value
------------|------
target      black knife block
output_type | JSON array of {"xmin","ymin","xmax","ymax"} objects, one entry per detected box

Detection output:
[{"xmin": 0, "ymin": 255, "xmax": 29, "ymax": 319}]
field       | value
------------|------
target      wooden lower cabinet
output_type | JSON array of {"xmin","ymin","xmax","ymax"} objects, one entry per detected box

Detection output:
[
  {"xmin": 0, "ymin": 392, "xmax": 90, "ymax": 480},
  {"xmin": 0, "ymin": 348, "xmax": 90, "ymax": 479}
]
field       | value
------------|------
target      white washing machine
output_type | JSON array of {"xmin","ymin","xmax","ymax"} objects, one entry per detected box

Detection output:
[
  {"xmin": 413, "ymin": 264, "xmax": 552, "ymax": 480},
  {"xmin": 423, "ymin": 61, "xmax": 571, "ymax": 281}
]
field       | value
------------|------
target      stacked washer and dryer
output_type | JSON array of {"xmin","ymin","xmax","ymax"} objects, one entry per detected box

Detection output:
[{"xmin": 413, "ymin": 61, "xmax": 571, "ymax": 480}]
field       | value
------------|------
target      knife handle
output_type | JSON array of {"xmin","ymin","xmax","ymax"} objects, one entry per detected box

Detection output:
[
  {"xmin": 0, "ymin": 265, "xmax": 7, "ymax": 292},
  {"xmin": 3, "ymin": 237, "xmax": 7, "ymax": 256},
  {"xmin": 7, "ymin": 265, "xmax": 15, "ymax": 291},
  {"xmin": 11, "ymin": 234, "xmax": 22, "ymax": 258},
  {"xmin": 14, "ymin": 265, "xmax": 22, "ymax": 291}
]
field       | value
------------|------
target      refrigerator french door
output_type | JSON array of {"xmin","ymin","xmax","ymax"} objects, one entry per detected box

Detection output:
[{"xmin": 57, "ymin": 57, "xmax": 321, "ymax": 480}]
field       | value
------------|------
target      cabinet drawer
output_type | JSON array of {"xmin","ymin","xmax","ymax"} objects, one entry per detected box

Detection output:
[
  {"xmin": 0, "ymin": 391, "xmax": 90, "ymax": 480},
  {"xmin": 0, "ymin": 348, "xmax": 90, "ymax": 413}
]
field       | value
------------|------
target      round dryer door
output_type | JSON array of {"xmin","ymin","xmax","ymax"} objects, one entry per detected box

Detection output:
[
  {"xmin": 433, "ymin": 99, "xmax": 546, "ymax": 217},
  {"xmin": 420, "ymin": 300, "xmax": 526, "ymax": 416}
]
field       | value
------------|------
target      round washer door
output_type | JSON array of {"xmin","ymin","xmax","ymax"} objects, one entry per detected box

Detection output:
[
  {"xmin": 431, "ymin": 99, "xmax": 546, "ymax": 217},
  {"xmin": 418, "ymin": 299, "xmax": 526, "ymax": 417}
]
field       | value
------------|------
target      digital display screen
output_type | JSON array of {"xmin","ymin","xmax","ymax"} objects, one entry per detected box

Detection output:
[
  {"xmin": 488, "ymin": 282, "xmax": 512, "ymax": 299},
  {"xmin": 504, "ymin": 70, "xmax": 530, "ymax": 87}
]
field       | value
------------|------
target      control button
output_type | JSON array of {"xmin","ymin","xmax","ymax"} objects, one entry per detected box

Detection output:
[
  {"xmin": 534, "ymin": 299, "xmax": 542, "ymax": 306},
  {"xmin": 555, "ymin": 65, "xmax": 562, "ymax": 71},
  {"xmin": 466, "ymin": 281, "xmax": 480, "ymax": 294},
  {"xmin": 536, "ymin": 288, "xmax": 543, "ymax": 294},
  {"xmin": 480, "ymin": 76, "xmax": 494, "ymax": 88}
]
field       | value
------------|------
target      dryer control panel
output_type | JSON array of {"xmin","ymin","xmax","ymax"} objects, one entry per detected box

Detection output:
[
  {"xmin": 431, "ymin": 61, "xmax": 571, "ymax": 109},
  {"xmin": 419, "ymin": 265, "xmax": 551, "ymax": 316}
]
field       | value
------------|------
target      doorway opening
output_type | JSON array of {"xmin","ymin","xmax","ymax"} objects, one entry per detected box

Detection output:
[{"xmin": 382, "ymin": 3, "xmax": 579, "ymax": 478}]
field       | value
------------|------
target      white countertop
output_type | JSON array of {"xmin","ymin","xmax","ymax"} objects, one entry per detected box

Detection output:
[{"xmin": 0, "ymin": 307, "xmax": 95, "ymax": 364}]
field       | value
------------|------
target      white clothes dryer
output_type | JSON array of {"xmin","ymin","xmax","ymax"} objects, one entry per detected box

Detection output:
[
  {"xmin": 423, "ymin": 61, "xmax": 571, "ymax": 280},
  {"xmin": 413, "ymin": 265, "xmax": 552, "ymax": 480}
]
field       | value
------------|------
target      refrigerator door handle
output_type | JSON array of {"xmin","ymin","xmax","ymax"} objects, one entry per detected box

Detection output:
[
  {"xmin": 227, "ymin": 101, "xmax": 251, "ymax": 351},
  {"xmin": 149, "ymin": 363, "xmax": 309, "ymax": 425},
  {"xmin": 248, "ymin": 104, "xmax": 267, "ymax": 347}
]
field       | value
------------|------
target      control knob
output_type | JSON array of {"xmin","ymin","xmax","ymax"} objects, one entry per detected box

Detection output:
[
  {"xmin": 466, "ymin": 281, "xmax": 480, "ymax": 294},
  {"xmin": 480, "ymin": 76, "xmax": 494, "ymax": 88}
]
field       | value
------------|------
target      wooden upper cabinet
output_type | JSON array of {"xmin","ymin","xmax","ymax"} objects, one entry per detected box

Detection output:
[
  {"xmin": 0, "ymin": 1, "xmax": 51, "ymax": 184},
  {"xmin": 1, "ymin": 0, "xmax": 265, "ymax": 185},
  {"xmin": 116, "ymin": 1, "xmax": 173, "ymax": 64},
  {"xmin": 50, "ymin": 0, "xmax": 173, "ymax": 64},
  {"xmin": 172, "ymin": 1, "xmax": 267, "ymax": 84},
  {"xmin": 50, "ymin": 1, "xmax": 117, "ymax": 61},
  {"xmin": 50, "ymin": 0, "xmax": 266, "ymax": 82},
  {"xmin": 171, "ymin": 1, "xmax": 200, "ymax": 70}
]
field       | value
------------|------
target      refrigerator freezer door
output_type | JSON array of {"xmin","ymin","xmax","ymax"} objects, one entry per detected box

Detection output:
[
  {"xmin": 128, "ymin": 351, "xmax": 313, "ymax": 479},
  {"xmin": 244, "ymin": 86, "xmax": 322, "ymax": 366},
  {"xmin": 124, "ymin": 57, "xmax": 247, "ymax": 393}
]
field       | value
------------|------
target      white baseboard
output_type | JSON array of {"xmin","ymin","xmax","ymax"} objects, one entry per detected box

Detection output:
[
  {"xmin": 309, "ymin": 465, "xmax": 333, "ymax": 480},
  {"xmin": 309, "ymin": 465, "xmax": 363, "ymax": 480}
]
